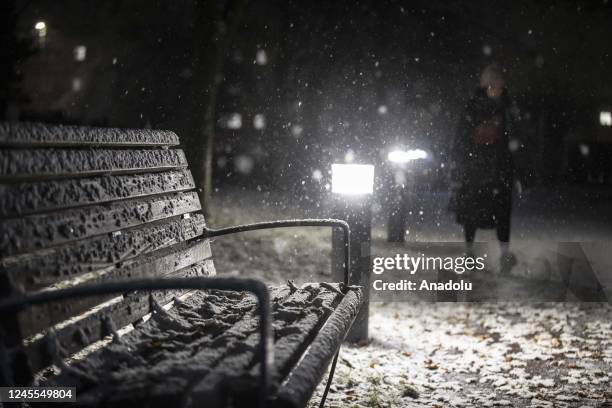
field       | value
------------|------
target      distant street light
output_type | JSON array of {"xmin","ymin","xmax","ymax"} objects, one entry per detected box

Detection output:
[
  {"xmin": 34, "ymin": 21, "xmax": 47, "ymax": 48},
  {"xmin": 387, "ymin": 148, "xmax": 428, "ymax": 164},
  {"xmin": 600, "ymin": 111, "xmax": 612, "ymax": 127},
  {"xmin": 34, "ymin": 21, "xmax": 47, "ymax": 37},
  {"xmin": 255, "ymin": 49, "xmax": 267, "ymax": 65},
  {"xmin": 331, "ymin": 163, "xmax": 375, "ymax": 343},
  {"xmin": 74, "ymin": 45, "xmax": 87, "ymax": 61}
]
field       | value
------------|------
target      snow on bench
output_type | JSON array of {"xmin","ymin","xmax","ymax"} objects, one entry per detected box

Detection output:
[{"xmin": 0, "ymin": 122, "xmax": 362, "ymax": 407}]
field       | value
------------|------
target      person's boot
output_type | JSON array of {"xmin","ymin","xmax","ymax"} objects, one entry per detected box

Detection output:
[{"xmin": 499, "ymin": 242, "xmax": 517, "ymax": 274}]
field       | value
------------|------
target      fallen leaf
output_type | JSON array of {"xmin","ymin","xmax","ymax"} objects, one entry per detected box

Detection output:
[
  {"xmin": 424, "ymin": 359, "xmax": 439, "ymax": 370},
  {"xmin": 402, "ymin": 385, "xmax": 420, "ymax": 399}
]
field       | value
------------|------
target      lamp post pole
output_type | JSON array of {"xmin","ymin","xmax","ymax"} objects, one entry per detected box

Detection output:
[{"xmin": 330, "ymin": 164, "xmax": 374, "ymax": 344}]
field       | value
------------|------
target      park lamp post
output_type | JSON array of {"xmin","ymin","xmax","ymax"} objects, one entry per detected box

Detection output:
[
  {"xmin": 330, "ymin": 163, "xmax": 374, "ymax": 343},
  {"xmin": 34, "ymin": 21, "xmax": 47, "ymax": 48}
]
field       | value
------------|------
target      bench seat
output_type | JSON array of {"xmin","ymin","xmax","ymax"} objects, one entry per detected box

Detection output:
[{"xmin": 44, "ymin": 283, "xmax": 361, "ymax": 408}]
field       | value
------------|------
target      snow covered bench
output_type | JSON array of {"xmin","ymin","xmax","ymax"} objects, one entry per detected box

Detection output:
[{"xmin": 0, "ymin": 122, "xmax": 363, "ymax": 407}]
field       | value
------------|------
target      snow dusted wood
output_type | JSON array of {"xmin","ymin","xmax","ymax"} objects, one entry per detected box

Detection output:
[
  {"xmin": 0, "ymin": 192, "xmax": 201, "ymax": 256},
  {"xmin": 190, "ymin": 283, "xmax": 343, "ymax": 403},
  {"xmin": 0, "ymin": 148, "xmax": 188, "ymax": 179},
  {"xmin": 2, "ymin": 215, "xmax": 206, "ymax": 292},
  {"xmin": 16, "ymin": 239, "xmax": 213, "ymax": 338},
  {"xmin": 275, "ymin": 288, "xmax": 362, "ymax": 408},
  {"xmin": 23, "ymin": 259, "xmax": 216, "ymax": 372},
  {"xmin": 41, "ymin": 283, "xmax": 362, "ymax": 408},
  {"xmin": 267, "ymin": 285, "xmax": 342, "ymax": 385},
  {"xmin": 46, "ymin": 287, "xmax": 290, "ymax": 405},
  {"xmin": 0, "ymin": 122, "xmax": 179, "ymax": 147},
  {"xmin": 0, "ymin": 169, "xmax": 195, "ymax": 217},
  {"xmin": 0, "ymin": 122, "xmax": 214, "ymax": 390}
]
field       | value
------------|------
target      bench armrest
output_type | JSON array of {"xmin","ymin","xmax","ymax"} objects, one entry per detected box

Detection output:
[
  {"xmin": 0, "ymin": 277, "xmax": 271, "ymax": 408},
  {"xmin": 203, "ymin": 219, "xmax": 351, "ymax": 286}
]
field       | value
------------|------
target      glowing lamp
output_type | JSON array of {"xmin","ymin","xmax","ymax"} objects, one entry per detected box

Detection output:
[
  {"xmin": 330, "ymin": 163, "xmax": 375, "ymax": 342},
  {"xmin": 387, "ymin": 149, "xmax": 428, "ymax": 164},
  {"xmin": 331, "ymin": 164, "xmax": 374, "ymax": 195}
]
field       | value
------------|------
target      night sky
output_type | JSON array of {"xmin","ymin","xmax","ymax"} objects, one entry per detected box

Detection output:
[{"xmin": 5, "ymin": 0, "xmax": 612, "ymax": 189}]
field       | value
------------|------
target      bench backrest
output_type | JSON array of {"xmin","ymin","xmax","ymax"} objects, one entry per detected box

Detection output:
[{"xmin": 0, "ymin": 122, "xmax": 215, "ymax": 384}]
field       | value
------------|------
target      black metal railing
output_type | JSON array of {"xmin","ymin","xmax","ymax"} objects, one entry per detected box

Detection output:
[
  {"xmin": 0, "ymin": 277, "xmax": 271, "ymax": 408},
  {"xmin": 203, "ymin": 218, "xmax": 351, "ymax": 285}
]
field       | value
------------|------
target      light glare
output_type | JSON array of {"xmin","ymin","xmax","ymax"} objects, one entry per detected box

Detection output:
[
  {"xmin": 34, "ymin": 21, "xmax": 47, "ymax": 39},
  {"xmin": 600, "ymin": 111, "xmax": 612, "ymax": 126},
  {"xmin": 253, "ymin": 114, "xmax": 265, "ymax": 130},
  {"xmin": 387, "ymin": 149, "xmax": 428, "ymax": 163},
  {"xmin": 331, "ymin": 164, "xmax": 374, "ymax": 195},
  {"xmin": 256, "ymin": 49, "xmax": 267, "ymax": 65},
  {"xmin": 344, "ymin": 150, "xmax": 355, "ymax": 163},
  {"xmin": 226, "ymin": 113, "xmax": 242, "ymax": 129},
  {"xmin": 74, "ymin": 45, "xmax": 87, "ymax": 61}
]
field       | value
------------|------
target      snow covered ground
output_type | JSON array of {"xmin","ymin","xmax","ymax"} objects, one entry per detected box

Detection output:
[
  {"xmin": 310, "ymin": 302, "xmax": 611, "ymax": 407},
  {"xmin": 207, "ymin": 185, "xmax": 612, "ymax": 407}
]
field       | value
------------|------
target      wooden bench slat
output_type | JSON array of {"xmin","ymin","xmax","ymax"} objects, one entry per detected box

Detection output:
[
  {"xmin": 275, "ymin": 289, "xmax": 363, "ymax": 408},
  {"xmin": 2, "ymin": 214, "xmax": 206, "ymax": 292},
  {"xmin": 0, "ymin": 169, "xmax": 195, "ymax": 218},
  {"xmin": 192, "ymin": 284, "xmax": 342, "ymax": 401},
  {"xmin": 0, "ymin": 191, "xmax": 201, "ymax": 256},
  {"xmin": 17, "ymin": 239, "xmax": 213, "ymax": 338},
  {"xmin": 266, "ymin": 285, "xmax": 341, "ymax": 385},
  {"xmin": 0, "ymin": 148, "xmax": 188, "ymax": 179},
  {"xmin": 45, "ymin": 287, "xmax": 293, "ymax": 404},
  {"xmin": 23, "ymin": 259, "xmax": 216, "ymax": 372},
  {"xmin": 0, "ymin": 122, "xmax": 179, "ymax": 147}
]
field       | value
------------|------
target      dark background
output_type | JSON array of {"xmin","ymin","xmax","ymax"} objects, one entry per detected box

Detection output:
[{"xmin": 3, "ymin": 0, "xmax": 612, "ymax": 203}]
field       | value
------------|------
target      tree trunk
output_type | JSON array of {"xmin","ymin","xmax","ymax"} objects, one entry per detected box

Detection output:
[{"xmin": 192, "ymin": 0, "xmax": 248, "ymax": 218}]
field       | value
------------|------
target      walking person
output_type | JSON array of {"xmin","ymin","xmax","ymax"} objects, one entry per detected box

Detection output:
[{"xmin": 451, "ymin": 64, "xmax": 518, "ymax": 272}]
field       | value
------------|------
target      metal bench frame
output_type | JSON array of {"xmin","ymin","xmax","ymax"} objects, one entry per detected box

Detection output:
[{"xmin": 0, "ymin": 217, "xmax": 352, "ymax": 408}]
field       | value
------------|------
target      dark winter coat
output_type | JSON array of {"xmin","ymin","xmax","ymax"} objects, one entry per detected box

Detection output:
[{"xmin": 451, "ymin": 87, "xmax": 514, "ymax": 229}]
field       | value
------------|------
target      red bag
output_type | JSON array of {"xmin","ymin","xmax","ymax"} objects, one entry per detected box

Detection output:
[{"xmin": 472, "ymin": 115, "xmax": 502, "ymax": 145}]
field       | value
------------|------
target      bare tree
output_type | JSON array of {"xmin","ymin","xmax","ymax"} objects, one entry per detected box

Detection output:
[{"xmin": 191, "ymin": 0, "xmax": 248, "ymax": 216}]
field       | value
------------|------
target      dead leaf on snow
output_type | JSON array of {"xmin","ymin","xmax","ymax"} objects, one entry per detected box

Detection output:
[
  {"xmin": 401, "ymin": 385, "xmax": 420, "ymax": 399},
  {"xmin": 424, "ymin": 359, "xmax": 439, "ymax": 370}
]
